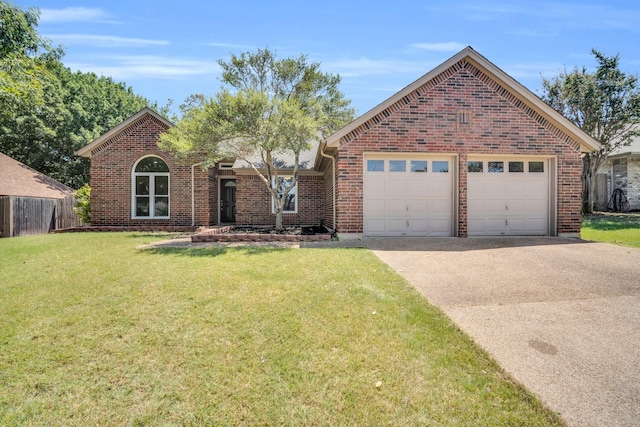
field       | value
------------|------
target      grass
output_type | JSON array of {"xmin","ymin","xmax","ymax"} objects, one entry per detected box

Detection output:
[
  {"xmin": 581, "ymin": 212, "xmax": 640, "ymax": 248},
  {"xmin": 0, "ymin": 233, "xmax": 563, "ymax": 426}
]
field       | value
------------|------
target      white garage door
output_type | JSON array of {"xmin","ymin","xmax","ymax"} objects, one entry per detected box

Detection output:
[
  {"xmin": 467, "ymin": 158, "xmax": 549, "ymax": 236},
  {"xmin": 363, "ymin": 156, "xmax": 454, "ymax": 237}
]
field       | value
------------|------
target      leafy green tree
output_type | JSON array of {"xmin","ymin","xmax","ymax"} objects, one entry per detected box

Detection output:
[
  {"xmin": 160, "ymin": 48, "xmax": 354, "ymax": 230},
  {"xmin": 0, "ymin": 1, "xmax": 57, "ymax": 121},
  {"xmin": 0, "ymin": 1, "xmax": 153, "ymax": 188},
  {"xmin": 542, "ymin": 49, "xmax": 640, "ymax": 213},
  {"xmin": 0, "ymin": 61, "xmax": 149, "ymax": 187}
]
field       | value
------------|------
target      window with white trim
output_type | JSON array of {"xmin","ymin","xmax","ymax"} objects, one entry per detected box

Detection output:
[
  {"xmin": 272, "ymin": 176, "xmax": 297, "ymax": 213},
  {"xmin": 132, "ymin": 156, "xmax": 170, "ymax": 218}
]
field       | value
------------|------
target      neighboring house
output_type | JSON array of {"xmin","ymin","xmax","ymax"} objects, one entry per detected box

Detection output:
[
  {"xmin": 76, "ymin": 47, "xmax": 599, "ymax": 238},
  {"xmin": 594, "ymin": 130, "xmax": 640, "ymax": 211},
  {"xmin": 0, "ymin": 152, "xmax": 80, "ymax": 237}
]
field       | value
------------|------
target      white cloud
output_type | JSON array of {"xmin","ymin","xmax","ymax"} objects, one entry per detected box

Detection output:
[
  {"xmin": 40, "ymin": 7, "xmax": 112, "ymax": 23},
  {"xmin": 65, "ymin": 55, "xmax": 220, "ymax": 80},
  {"xmin": 47, "ymin": 34, "xmax": 169, "ymax": 48},
  {"xmin": 411, "ymin": 42, "xmax": 467, "ymax": 52},
  {"xmin": 323, "ymin": 58, "xmax": 439, "ymax": 78},
  {"xmin": 461, "ymin": 1, "xmax": 640, "ymax": 30}
]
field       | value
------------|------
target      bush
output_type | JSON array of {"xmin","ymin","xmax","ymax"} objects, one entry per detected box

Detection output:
[{"xmin": 73, "ymin": 184, "xmax": 91, "ymax": 223}]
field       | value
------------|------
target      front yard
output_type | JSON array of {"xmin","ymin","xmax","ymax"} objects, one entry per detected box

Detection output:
[
  {"xmin": 581, "ymin": 212, "xmax": 640, "ymax": 248},
  {"xmin": 0, "ymin": 233, "xmax": 562, "ymax": 426}
]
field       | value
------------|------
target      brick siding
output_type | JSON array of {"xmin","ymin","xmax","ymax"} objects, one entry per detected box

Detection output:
[
  {"xmin": 235, "ymin": 174, "xmax": 325, "ymax": 226},
  {"xmin": 89, "ymin": 114, "xmax": 213, "ymax": 227}
]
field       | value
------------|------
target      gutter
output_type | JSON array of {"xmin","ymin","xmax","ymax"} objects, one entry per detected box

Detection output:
[
  {"xmin": 191, "ymin": 162, "xmax": 206, "ymax": 227},
  {"xmin": 319, "ymin": 146, "xmax": 336, "ymax": 233}
]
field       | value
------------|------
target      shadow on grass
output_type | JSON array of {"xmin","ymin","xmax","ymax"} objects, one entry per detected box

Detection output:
[
  {"xmin": 583, "ymin": 213, "xmax": 640, "ymax": 231},
  {"xmin": 140, "ymin": 245, "xmax": 292, "ymax": 258}
]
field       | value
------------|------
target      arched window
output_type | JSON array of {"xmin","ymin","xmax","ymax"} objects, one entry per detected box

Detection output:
[{"xmin": 132, "ymin": 156, "xmax": 170, "ymax": 218}]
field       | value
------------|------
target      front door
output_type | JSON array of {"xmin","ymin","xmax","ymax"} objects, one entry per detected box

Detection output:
[{"xmin": 220, "ymin": 179, "xmax": 236, "ymax": 223}]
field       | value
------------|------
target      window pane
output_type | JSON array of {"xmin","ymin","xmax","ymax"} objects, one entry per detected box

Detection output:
[
  {"xmin": 411, "ymin": 160, "xmax": 427, "ymax": 172},
  {"xmin": 283, "ymin": 194, "xmax": 296, "ymax": 212},
  {"xmin": 367, "ymin": 160, "xmax": 384, "ymax": 172},
  {"xmin": 509, "ymin": 161, "xmax": 524, "ymax": 173},
  {"xmin": 467, "ymin": 161, "xmax": 483, "ymax": 173},
  {"xmin": 136, "ymin": 197, "xmax": 150, "ymax": 216},
  {"xmin": 488, "ymin": 161, "xmax": 504, "ymax": 173},
  {"xmin": 276, "ymin": 176, "xmax": 297, "ymax": 212},
  {"xmin": 529, "ymin": 161, "xmax": 544, "ymax": 173},
  {"xmin": 155, "ymin": 175, "xmax": 169, "ymax": 195},
  {"xmin": 135, "ymin": 156, "xmax": 169, "ymax": 173},
  {"xmin": 136, "ymin": 176, "xmax": 149, "ymax": 195},
  {"xmin": 432, "ymin": 161, "xmax": 449, "ymax": 173},
  {"xmin": 154, "ymin": 197, "xmax": 169, "ymax": 217},
  {"xmin": 389, "ymin": 160, "xmax": 406, "ymax": 172}
]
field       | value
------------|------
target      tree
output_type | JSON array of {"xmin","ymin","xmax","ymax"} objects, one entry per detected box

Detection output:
[
  {"xmin": 160, "ymin": 48, "xmax": 355, "ymax": 230},
  {"xmin": 0, "ymin": 1, "xmax": 152, "ymax": 188},
  {"xmin": 542, "ymin": 49, "xmax": 640, "ymax": 213},
  {"xmin": 0, "ymin": 61, "xmax": 150, "ymax": 187},
  {"xmin": 0, "ymin": 1, "xmax": 58, "ymax": 122}
]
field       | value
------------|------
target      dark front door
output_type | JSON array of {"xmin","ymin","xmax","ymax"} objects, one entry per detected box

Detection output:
[{"xmin": 220, "ymin": 179, "xmax": 236, "ymax": 223}]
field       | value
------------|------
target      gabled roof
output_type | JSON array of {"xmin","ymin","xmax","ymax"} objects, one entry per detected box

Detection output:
[
  {"xmin": 0, "ymin": 153, "xmax": 75, "ymax": 199},
  {"xmin": 326, "ymin": 46, "xmax": 601, "ymax": 153},
  {"xmin": 231, "ymin": 138, "xmax": 321, "ymax": 171},
  {"xmin": 75, "ymin": 107, "xmax": 172, "ymax": 158}
]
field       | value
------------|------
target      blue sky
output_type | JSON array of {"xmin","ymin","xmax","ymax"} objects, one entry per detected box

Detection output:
[{"xmin": 16, "ymin": 0, "xmax": 640, "ymax": 116}]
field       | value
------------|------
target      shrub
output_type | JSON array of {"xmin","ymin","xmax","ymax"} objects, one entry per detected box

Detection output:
[{"xmin": 73, "ymin": 184, "xmax": 91, "ymax": 223}]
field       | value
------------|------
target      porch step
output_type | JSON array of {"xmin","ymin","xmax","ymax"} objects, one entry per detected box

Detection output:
[{"xmin": 191, "ymin": 227, "xmax": 331, "ymax": 243}]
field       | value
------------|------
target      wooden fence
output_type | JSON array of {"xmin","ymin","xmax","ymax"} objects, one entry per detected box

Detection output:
[{"xmin": 0, "ymin": 195, "xmax": 84, "ymax": 237}]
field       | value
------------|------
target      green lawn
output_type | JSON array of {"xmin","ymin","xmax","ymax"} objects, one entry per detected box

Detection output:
[
  {"xmin": 0, "ymin": 233, "xmax": 563, "ymax": 426},
  {"xmin": 581, "ymin": 212, "xmax": 640, "ymax": 248}
]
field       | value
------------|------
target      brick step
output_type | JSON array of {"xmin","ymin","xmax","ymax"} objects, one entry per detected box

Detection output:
[{"xmin": 191, "ymin": 232, "xmax": 331, "ymax": 243}]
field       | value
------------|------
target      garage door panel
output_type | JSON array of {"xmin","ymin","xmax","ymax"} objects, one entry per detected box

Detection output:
[
  {"xmin": 506, "ymin": 198, "xmax": 527, "ymax": 213},
  {"xmin": 386, "ymin": 198, "xmax": 409, "ymax": 214},
  {"xmin": 526, "ymin": 218, "xmax": 547, "ymax": 234},
  {"xmin": 486, "ymin": 218, "xmax": 508, "ymax": 233},
  {"xmin": 364, "ymin": 219, "xmax": 386, "ymax": 234},
  {"xmin": 431, "ymin": 198, "xmax": 452, "ymax": 215},
  {"xmin": 525, "ymin": 199, "xmax": 547, "ymax": 212},
  {"xmin": 486, "ymin": 198, "xmax": 507, "ymax": 213},
  {"xmin": 408, "ymin": 219, "xmax": 429, "ymax": 234},
  {"xmin": 364, "ymin": 197, "xmax": 386, "ymax": 210},
  {"xmin": 407, "ymin": 199, "xmax": 428, "ymax": 212},
  {"xmin": 387, "ymin": 219, "xmax": 408, "ymax": 234},
  {"xmin": 407, "ymin": 180, "xmax": 429, "ymax": 195},
  {"xmin": 468, "ymin": 198, "xmax": 485, "ymax": 213},
  {"xmin": 430, "ymin": 219, "xmax": 452, "ymax": 235}
]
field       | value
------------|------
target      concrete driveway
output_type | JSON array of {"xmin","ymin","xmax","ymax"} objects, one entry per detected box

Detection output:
[{"xmin": 366, "ymin": 237, "xmax": 640, "ymax": 427}]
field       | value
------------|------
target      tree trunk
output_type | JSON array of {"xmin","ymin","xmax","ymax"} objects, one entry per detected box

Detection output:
[{"xmin": 275, "ymin": 209, "xmax": 283, "ymax": 231}]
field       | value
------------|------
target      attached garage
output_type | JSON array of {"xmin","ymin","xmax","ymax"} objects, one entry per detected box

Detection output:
[
  {"xmin": 467, "ymin": 157, "xmax": 555, "ymax": 236},
  {"xmin": 327, "ymin": 47, "xmax": 601, "ymax": 239},
  {"xmin": 363, "ymin": 155, "xmax": 455, "ymax": 236}
]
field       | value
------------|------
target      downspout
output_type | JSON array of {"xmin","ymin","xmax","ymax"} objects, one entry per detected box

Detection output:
[
  {"xmin": 320, "ymin": 146, "xmax": 336, "ymax": 233},
  {"xmin": 191, "ymin": 162, "xmax": 206, "ymax": 227}
]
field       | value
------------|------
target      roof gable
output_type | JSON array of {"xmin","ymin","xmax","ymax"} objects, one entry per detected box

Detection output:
[
  {"xmin": 0, "ymin": 153, "xmax": 75, "ymax": 198},
  {"xmin": 326, "ymin": 47, "xmax": 600, "ymax": 153},
  {"xmin": 75, "ymin": 107, "xmax": 172, "ymax": 158}
]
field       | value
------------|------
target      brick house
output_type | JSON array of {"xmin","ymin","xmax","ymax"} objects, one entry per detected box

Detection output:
[
  {"xmin": 594, "ymin": 130, "xmax": 640, "ymax": 211},
  {"xmin": 77, "ymin": 47, "xmax": 599, "ymax": 237}
]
